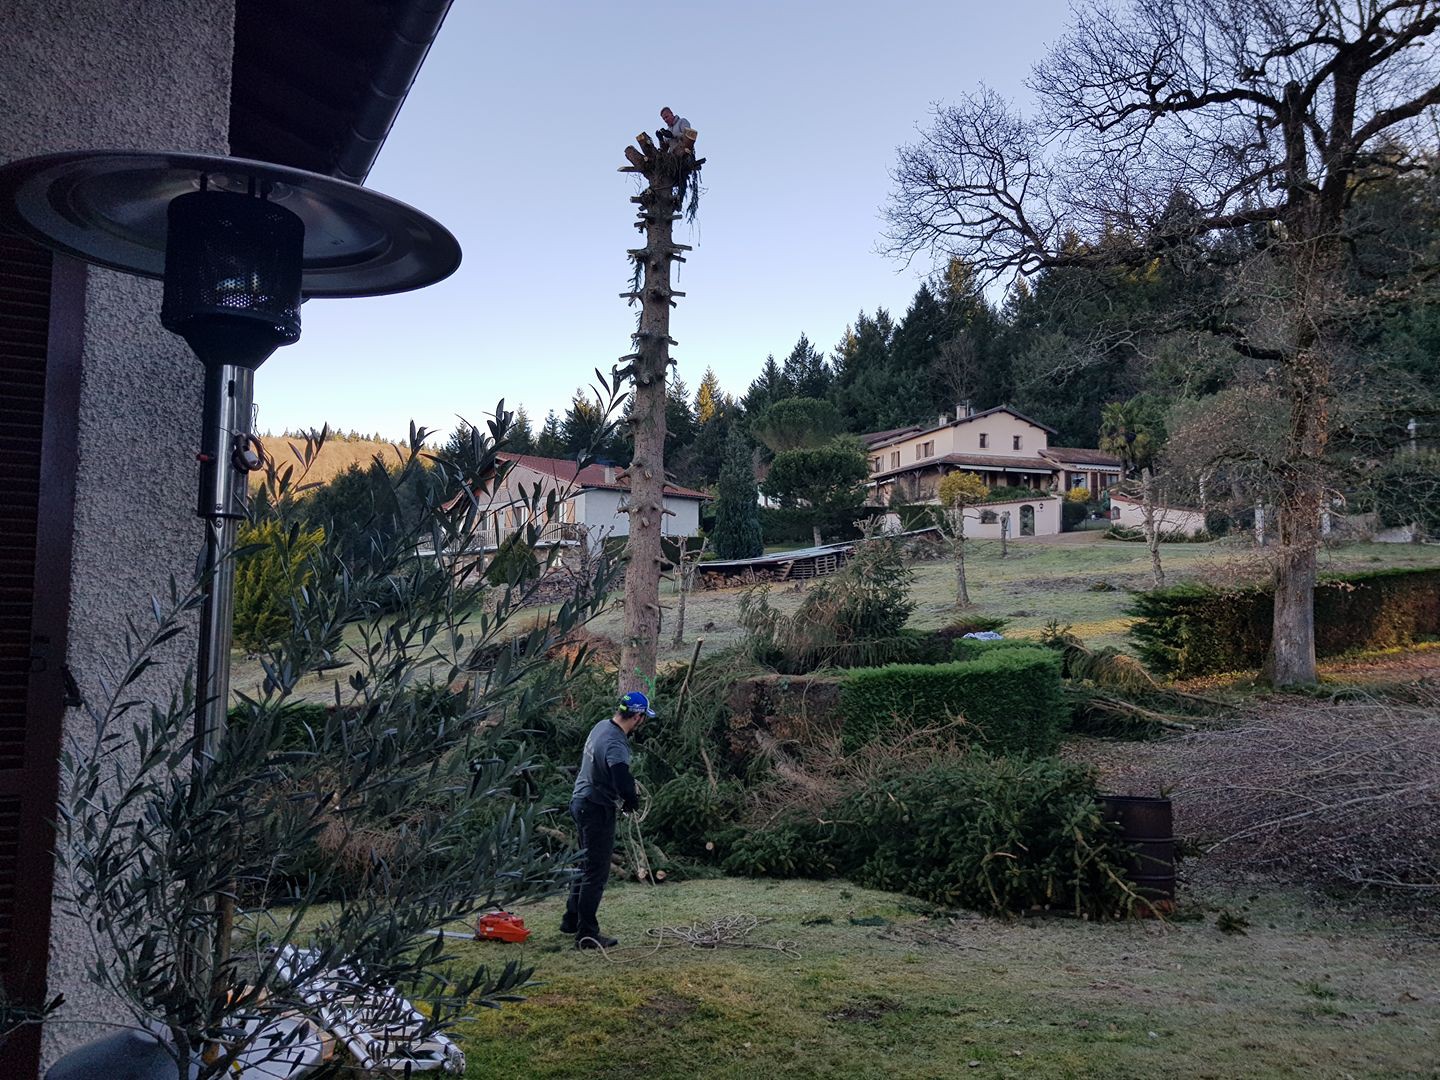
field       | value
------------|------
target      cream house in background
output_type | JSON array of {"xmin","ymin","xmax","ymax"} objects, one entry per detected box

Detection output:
[
  {"xmin": 863, "ymin": 405, "xmax": 1122, "ymax": 504},
  {"xmin": 436, "ymin": 453, "xmax": 708, "ymax": 562}
]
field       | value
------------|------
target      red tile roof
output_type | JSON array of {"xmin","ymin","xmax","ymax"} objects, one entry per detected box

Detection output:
[
  {"xmin": 499, "ymin": 453, "xmax": 710, "ymax": 500},
  {"xmin": 871, "ymin": 452, "xmax": 1057, "ymax": 482},
  {"xmin": 862, "ymin": 424, "xmax": 925, "ymax": 448},
  {"xmin": 1041, "ymin": 446, "xmax": 1123, "ymax": 467}
]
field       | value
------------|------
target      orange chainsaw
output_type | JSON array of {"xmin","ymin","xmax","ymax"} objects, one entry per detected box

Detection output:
[{"xmin": 475, "ymin": 911, "xmax": 531, "ymax": 943}]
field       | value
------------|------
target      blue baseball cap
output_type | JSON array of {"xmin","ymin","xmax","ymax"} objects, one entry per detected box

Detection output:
[{"xmin": 619, "ymin": 691, "xmax": 656, "ymax": 718}]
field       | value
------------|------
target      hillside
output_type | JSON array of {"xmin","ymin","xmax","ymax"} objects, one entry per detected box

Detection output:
[{"xmin": 251, "ymin": 435, "xmax": 417, "ymax": 491}]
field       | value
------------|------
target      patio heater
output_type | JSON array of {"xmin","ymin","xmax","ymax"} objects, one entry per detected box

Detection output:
[
  {"xmin": 0, "ymin": 150, "xmax": 458, "ymax": 1074},
  {"xmin": 0, "ymin": 149, "xmax": 458, "ymax": 764}
]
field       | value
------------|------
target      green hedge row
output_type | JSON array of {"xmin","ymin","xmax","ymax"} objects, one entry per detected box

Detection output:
[
  {"xmin": 1130, "ymin": 567, "xmax": 1440, "ymax": 677},
  {"xmin": 722, "ymin": 753, "xmax": 1131, "ymax": 917},
  {"xmin": 838, "ymin": 646, "xmax": 1065, "ymax": 754},
  {"xmin": 754, "ymin": 505, "xmax": 864, "ymax": 545}
]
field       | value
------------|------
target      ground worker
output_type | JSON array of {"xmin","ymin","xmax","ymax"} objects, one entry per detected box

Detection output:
[
  {"xmin": 561, "ymin": 691, "xmax": 653, "ymax": 949},
  {"xmin": 657, "ymin": 106, "xmax": 691, "ymax": 151}
]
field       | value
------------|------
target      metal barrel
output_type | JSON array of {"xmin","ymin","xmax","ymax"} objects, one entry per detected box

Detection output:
[{"xmin": 1098, "ymin": 795, "xmax": 1175, "ymax": 905}]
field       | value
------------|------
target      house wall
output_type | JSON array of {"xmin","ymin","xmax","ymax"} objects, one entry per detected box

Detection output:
[
  {"xmin": 962, "ymin": 497, "xmax": 1060, "ymax": 538},
  {"xmin": 868, "ymin": 412, "xmax": 1052, "ymax": 475},
  {"xmin": 3, "ymin": 0, "xmax": 235, "ymax": 1068},
  {"xmin": 1110, "ymin": 496, "xmax": 1208, "ymax": 536},
  {"xmin": 881, "ymin": 497, "xmax": 1060, "ymax": 538},
  {"xmin": 579, "ymin": 488, "xmax": 703, "ymax": 542}
]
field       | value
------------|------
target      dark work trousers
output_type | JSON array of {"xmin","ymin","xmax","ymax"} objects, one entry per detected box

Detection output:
[{"xmin": 565, "ymin": 797, "xmax": 618, "ymax": 938}]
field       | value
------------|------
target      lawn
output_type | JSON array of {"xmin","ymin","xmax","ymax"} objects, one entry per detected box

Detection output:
[
  {"xmin": 440, "ymin": 875, "xmax": 1440, "ymax": 1080},
  {"xmin": 231, "ymin": 535, "xmax": 1440, "ymax": 702}
]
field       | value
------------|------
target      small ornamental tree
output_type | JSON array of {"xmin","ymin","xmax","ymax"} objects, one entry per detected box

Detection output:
[
  {"xmin": 937, "ymin": 471, "xmax": 989, "ymax": 607},
  {"xmin": 713, "ymin": 428, "xmax": 763, "ymax": 559},
  {"xmin": 762, "ymin": 437, "xmax": 870, "ymax": 546}
]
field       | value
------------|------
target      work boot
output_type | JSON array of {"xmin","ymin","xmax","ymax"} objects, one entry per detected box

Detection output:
[
  {"xmin": 575, "ymin": 934, "xmax": 618, "ymax": 950},
  {"xmin": 559, "ymin": 917, "xmax": 576, "ymax": 935}
]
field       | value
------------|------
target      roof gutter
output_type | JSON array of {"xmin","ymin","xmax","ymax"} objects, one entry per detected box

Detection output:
[{"xmin": 333, "ymin": 0, "xmax": 455, "ymax": 184}]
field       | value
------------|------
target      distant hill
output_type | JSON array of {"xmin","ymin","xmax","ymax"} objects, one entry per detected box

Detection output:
[{"xmin": 251, "ymin": 435, "xmax": 419, "ymax": 491}]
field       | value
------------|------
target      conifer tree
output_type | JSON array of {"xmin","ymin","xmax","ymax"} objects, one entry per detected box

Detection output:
[
  {"xmin": 712, "ymin": 428, "xmax": 763, "ymax": 559},
  {"xmin": 695, "ymin": 367, "xmax": 724, "ymax": 424},
  {"xmin": 536, "ymin": 411, "xmax": 565, "ymax": 457}
]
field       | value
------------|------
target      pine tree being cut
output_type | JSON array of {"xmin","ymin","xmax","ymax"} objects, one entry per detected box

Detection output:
[{"xmin": 616, "ymin": 117, "xmax": 703, "ymax": 694}]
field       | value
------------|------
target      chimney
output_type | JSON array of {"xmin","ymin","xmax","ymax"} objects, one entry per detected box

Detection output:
[
  {"xmin": 938, "ymin": 412, "xmax": 949, "ymax": 426},
  {"xmin": 603, "ymin": 464, "xmax": 616, "ymax": 484},
  {"xmin": 958, "ymin": 400, "xmax": 973, "ymax": 418}
]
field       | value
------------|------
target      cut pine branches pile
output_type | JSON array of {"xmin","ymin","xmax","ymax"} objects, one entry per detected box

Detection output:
[{"xmin": 1075, "ymin": 687, "xmax": 1440, "ymax": 895}]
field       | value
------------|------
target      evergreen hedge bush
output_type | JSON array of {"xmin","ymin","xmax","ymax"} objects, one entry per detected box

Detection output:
[
  {"xmin": 1130, "ymin": 567, "xmax": 1440, "ymax": 677},
  {"xmin": 722, "ymin": 754, "xmax": 1131, "ymax": 917},
  {"xmin": 838, "ymin": 646, "xmax": 1065, "ymax": 754}
]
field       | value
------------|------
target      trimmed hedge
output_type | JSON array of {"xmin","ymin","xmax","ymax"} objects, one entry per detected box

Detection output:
[
  {"xmin": 1130, "ymin": 567, "xmax": 1440, "ymax": 677},
  {"xmin": 756, "ymin": 505, "xmax": 865, "ymax": 545},
  {"xmin": 838, "ymin": 646, "xmax": 1065, "ymax": 754},
  {"xmin": 722, "ymin": 753, "xmax": 1132, "ymax": 917}
]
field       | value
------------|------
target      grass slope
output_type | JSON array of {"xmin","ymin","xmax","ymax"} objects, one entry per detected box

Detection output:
[
  {"xmin": 229, "ymin": 537, "xmax": 1440, "ymax": 703},
  {"xmin": 443, "ymin": 877, "xmax": 1440, "ymax": 1080},
  {"xmin": 252, "ymin": 435, "xmax": 414, "ymax": 491}
]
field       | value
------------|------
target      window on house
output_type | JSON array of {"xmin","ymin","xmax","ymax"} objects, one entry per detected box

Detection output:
[
  {"xmin": 890, "ymin": 451, "xmax": 900, "ymax": 469},
  {"xmin": 916, "ymin": 440, "xmax": 935, "ymax": 460},
  {"xmin": 1013, "ymin": 434, "xmax": 1023, "ymax": 450},
  {"xmin": 872, "ymin": 457, "xmax": 882, "ymax": 473},
  {"xmin": 979, "ymin": 433, "xmax": 988, "ymax": 449}
]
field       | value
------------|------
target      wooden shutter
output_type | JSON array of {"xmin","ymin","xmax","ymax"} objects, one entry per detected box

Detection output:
[{"xmin": 0, "ymin": 231, "xmax": 83, "ymax": 1079}]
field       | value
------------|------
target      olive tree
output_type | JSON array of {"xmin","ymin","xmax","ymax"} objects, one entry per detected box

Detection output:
[{"xmin": 42, "ymin": 408, "xmax": 616, "ymax": 1079}]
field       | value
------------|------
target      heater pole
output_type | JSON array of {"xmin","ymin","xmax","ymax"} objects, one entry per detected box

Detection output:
[
  {"xmin": 194, "ymin": 362, "xmax": 254, "ymax": 762},
  {"xmin": 191, "ymin": 360, "xmax": 255, "ymax": 1028}
]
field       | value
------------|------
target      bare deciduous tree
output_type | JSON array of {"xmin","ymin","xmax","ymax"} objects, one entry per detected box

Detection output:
[{"xmin": 887, "ymin": 0, "xmax": 1440, "ymax": 685}]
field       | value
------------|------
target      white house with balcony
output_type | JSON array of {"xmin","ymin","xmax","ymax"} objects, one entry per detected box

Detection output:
[{"xmin": 863, "ymin": 405, "xmax": 1125, "ymax": 538}]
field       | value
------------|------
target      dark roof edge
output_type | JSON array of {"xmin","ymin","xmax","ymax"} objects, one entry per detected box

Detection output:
[{"xmin": 334, "ymin": 0, "xmax": 455, "ymax": 183}]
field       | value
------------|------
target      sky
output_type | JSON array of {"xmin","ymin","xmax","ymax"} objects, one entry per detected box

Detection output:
[{"xmin": 255, "ymin": 0, "xmax": 1073, "ymax": 442}]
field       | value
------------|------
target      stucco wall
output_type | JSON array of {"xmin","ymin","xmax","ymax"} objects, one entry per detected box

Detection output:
[
  {"xmin": 579, "ymin": 487, "xmax": 704, "ymax": 540},
  {"xmin": 869, "ymin": 411, "xmax": 1054, "ymax": 478},
  {"xmin": 3, "ymin": 0, "xmax": 234, "ymax": 1067},
  {"xmin": 1111, "ymin": 496, "xmax": 1208, "ymax": 536}
]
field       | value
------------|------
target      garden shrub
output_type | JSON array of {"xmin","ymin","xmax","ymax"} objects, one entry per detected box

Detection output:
[
  {"xmin": 648, "ymin": 775, "xmax": 741, "ymax": 860},
  {"xmin": 830, "ymin": 754, "xmax": 1129, "ymax": 916},
  {"xmin": 233, "ymin": 519, "xmax": 326, "ymax": 652},
  {"xmin": 486, "ymin": 531, "xmax": 541, "ymax": 585},
  {"xmin": 757, "ymin": 505, "xmax": 864, "ymax": 546},
  {"xmin": 725, "ymin": 753, "xmax": 1131, "ymax": 916},
  {"xmin": 1061, "ymin": 498, "xmax": 1089, "ymax": 531},
  {"xmin": 838, "ymin": 647, "xmax": 1065, "ymax": 754},
  {"xmin": 721, "ymin": 822, "xmax": 835, "ymax": 879},
  {"xmin": 740, "ymin": 536, "xmax": 915, "ymax": 673},
  {"xmin": 1130, "ymin": 567, "xmax": 1440, "ymax": 677}
]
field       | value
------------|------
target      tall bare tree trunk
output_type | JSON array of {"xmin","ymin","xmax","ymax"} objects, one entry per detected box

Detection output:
[
  {"xmin": 1265, "ymin": 354, "xmax": 1327, "ymax": 686},
  {"xmin": 617, "ymin": 137, "xmax": 694, "ymax": 694},
  {"xmin": 1264, "ymin": 238, "xmax": 1335, "ymax": 687},
  {"xmin": 1141, "ymin": 466, "xmax": 1164, "ymax": 589}
]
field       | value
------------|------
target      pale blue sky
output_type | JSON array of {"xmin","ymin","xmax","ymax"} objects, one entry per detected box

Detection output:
[{"xmin": 255, "ymin": 1, "xmax": 1072, "ymax": 441}]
